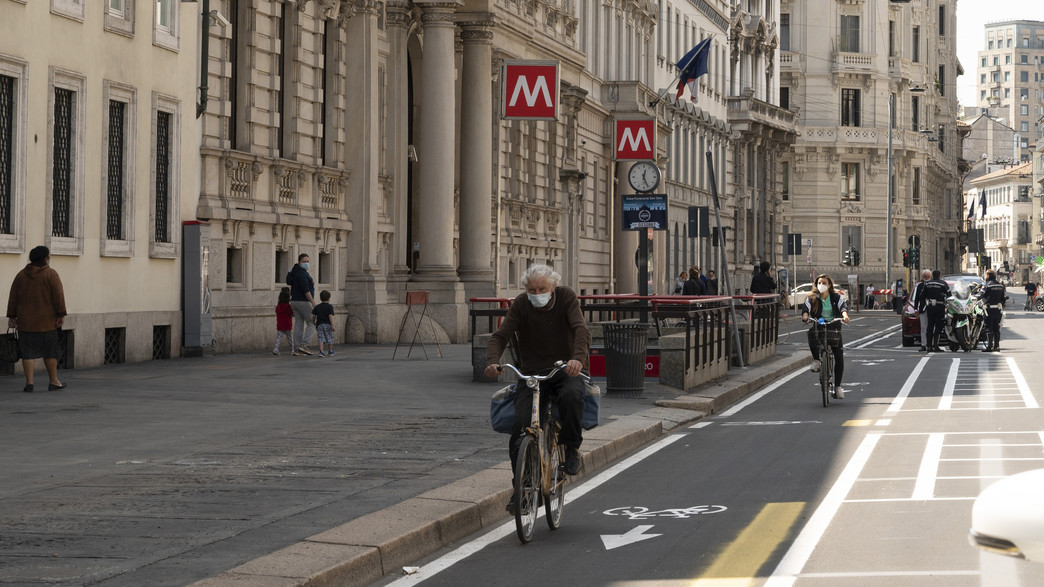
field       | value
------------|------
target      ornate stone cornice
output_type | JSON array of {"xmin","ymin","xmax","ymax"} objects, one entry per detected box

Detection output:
[{"xmin": 459, "ymin": 16, "xmax": 495, "ymax": 42}]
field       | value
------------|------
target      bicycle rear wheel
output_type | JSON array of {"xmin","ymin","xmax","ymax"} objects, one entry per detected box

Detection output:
[
  {"xmin": 545, "ymin": 428, "xmax": 566, "ymax": 530},
  {"xmin": 820, "ymin": 345, "xmax": 832, "ymax": 407},
  {"xmin": 514, "ymin": 435, "xmax": 540, "ymax": 543}
]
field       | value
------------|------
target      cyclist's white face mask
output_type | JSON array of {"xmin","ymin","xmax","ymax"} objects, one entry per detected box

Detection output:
[
  {"xmin": 817, "ymin": 283, "xmax": 829, "ymax": 294},
  {"xmin": 528, "ymin": 292, "xmax": 552, "ymax": 307}
]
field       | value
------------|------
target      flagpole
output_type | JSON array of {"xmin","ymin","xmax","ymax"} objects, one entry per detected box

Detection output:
[
  {"xmin": 650, "ymin": 39, "xmax": 708, "ymax": 108},
  {"xmin": 705, "ymin": 150, "xmax": 745, "ymax": 368}
]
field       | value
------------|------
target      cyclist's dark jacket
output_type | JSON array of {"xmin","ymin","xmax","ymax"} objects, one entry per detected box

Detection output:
[
  {"xmin": 982, "ymin": 278, "xmax": 1006, "ymax": 306},
  {"xmin": 487, "ymin": 286, "xmax": 591, "ymax": 373},
  {"xmin": 802, "ymin": 291, "xmax": 847, "ymax": 319},
  {"xmin": 917, "ymin": 278, "xmax": 949, "ymax": 312}
]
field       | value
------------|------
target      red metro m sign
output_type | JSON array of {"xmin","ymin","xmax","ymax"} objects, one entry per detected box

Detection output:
[
  {"xmin": 615, "ymin": 119, "xmax": 656, "ymax": 161},
  {"xmin": 501, "ymin": 60, "xmax": 559, "ymax": 121}
]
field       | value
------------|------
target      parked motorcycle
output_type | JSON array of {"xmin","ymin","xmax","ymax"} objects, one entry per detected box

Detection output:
[{"xmin": 941, "ymin": 282, "xmax": 989, "ymax": 352}]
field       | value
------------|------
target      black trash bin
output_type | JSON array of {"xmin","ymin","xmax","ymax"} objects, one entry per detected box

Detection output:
[{"xmin": 602, "ymin": 323, "xmax": 650, "ymax": 396}]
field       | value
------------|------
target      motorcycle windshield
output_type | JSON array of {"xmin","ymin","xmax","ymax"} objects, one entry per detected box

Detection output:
[{"xmin": 949, "ymin": 283, "xmax": 970, "ymax": 300}]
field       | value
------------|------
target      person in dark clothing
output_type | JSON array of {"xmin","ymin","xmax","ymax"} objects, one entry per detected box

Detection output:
[
  {"xmin": 485, "ymin": 264, "xmax": 591, "ymax": 512},
  {"xmin": 801, "ymin": 274, "xmax": 850, "ymax": 399},
  {"xmin": 682, "ymin": 265, "xmax": 705, "ymax": 295},
  {"xmin": 917, "ymin": 269, "xmax": 950, "ymax": 352},
  {"xmin": 750, "ymin": 261, "xmax": 776, "ymax": 294},
  {"xmin": 286, "ymin": 253, "xmax": 316, "ymax": 355},
  {"xmin": 6, "ymin": 246, "xmax": 67, "ymax": 392},
  {"xmin": 705, "ymin": 270, "xmax": 719, "ymax": 295},
  {"xmin": 1024, "ymin": 281, "xmax": 1038, "ymax": 311},
  {"xmin": 982, "ymin": 270, "xmax": 1007, "ymax": 352}
]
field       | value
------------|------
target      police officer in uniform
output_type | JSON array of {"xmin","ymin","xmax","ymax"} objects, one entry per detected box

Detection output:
[
  {"xmin": 918, "ymin": 269, "xmax": 950, "ymax": 352},
  {"xmin": 981, "ymin": 269, "xmax": 1007, "ymax": 352}
]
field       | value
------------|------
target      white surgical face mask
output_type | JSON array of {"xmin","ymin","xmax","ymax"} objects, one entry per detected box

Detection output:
[
  {"xmin": 301, "ymin": 262, "xmax": 310, "ymax": 270},
  {"xmin": 528, "ymin": 292, "xmax": 552, "ymax": 308},
  {"xmin": 817, "ymin": 283, "xmax": 829, "ymax": 294}
]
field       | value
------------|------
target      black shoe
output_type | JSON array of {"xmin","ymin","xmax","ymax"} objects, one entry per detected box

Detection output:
[
  {"xmin": 23, "ymin": 384, "xmax": 33, "ymax": 393},
  {"xmin": 919, "ymin": 346, "xmax": 927, "ymax": 352},
  {"xmin": 505, "ymin": 493, "xmax": 517, "ymax": 515},
  {"xmin": 982, "ymin": 347, "xmax": 992, "ymax": 352},
  {"xmin": 564, "ymin": 448, "xmax": 581, "ymax": 476},
  {"xmin": 48, "ymin": 382, "xmax": 66, "ymax": 391}
]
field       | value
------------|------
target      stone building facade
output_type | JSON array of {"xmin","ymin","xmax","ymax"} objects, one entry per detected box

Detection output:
[
  {"xmin": 779, "ymin": 0, "xmax": 962, "ymax": 289},
  {"xmin": 0, "ymin": 0, "xmax": 199, "ymax": 367},
  {"xmin": 975, "ymin": 19, "xmax": 1044, "ymax": 161}
]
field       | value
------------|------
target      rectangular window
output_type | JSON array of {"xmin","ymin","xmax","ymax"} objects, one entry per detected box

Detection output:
[
  {"xmin": 1006, "ymin": 55, "xmax": 1011, "ymax": 64},
  {"xmin": 841, "ymin": 163, "xmax": 860, "ymax": 200},
  {"xmin": 106, "ymin": 100, "xmax": 125, "ymax": 240},
  {"xmin": 153, "ymin": 0, "xmax": 179, "ymax": 50},
  {"xmin": 912, "ymin": 167, "xmax": 921, "ymax": 205},
  {"xmin": 1022, "ymin": 54, "xmax": 1029, "ymax": 64},
  {"xmin": 780, "ymin": 86, "xmax": 789, "ymax": 110},
  {"xmin": 150, "ymin": 92, "xmax": 179, "ymax": 257},
  {"xmin": 938, "ymin": 6, "xmax": 945, "ymax": 36},
  {"xmin": 937, "ymin": 125, "xmax": 945, "ymax": 153},
  {"xmin": 782, "ymin": 161, "xmax": 789, "ymax": 201},
  {"xmin": 840, "ymin": 15, "xmax": 860, "ymax": 52},
  {"xmin": 156, "ymin": 0, "xmax": 171, "ymax": 30},
  {"xmin": 51, "ymin": 0, "xmax": 85, "ymax": 21},
  {"xmin": 981, "ymin": 90, "xmax": 986, "ymax": 100},
  {"xmin": 318, "ymin": 251, "xmax": 332, "ymax": 284},
  {"xmin": 889, "ymin": 20, "xmax": 896, "ymax": 57},
  {"xmin": 841, "ymin": 88, "xmax": 860, "ymax": 127},
  {"xmin": 105, "ymin": 0, "xmax": 134, "ymax": 35},
  {"xmin": 226, "ymin": 247, "xmax": 243, "ymax": 284},
  {"xmin": 155, "ymin": 110, "xmax": 171, "ymax": 243},
  {"xmin": 981, "ymin": 74, "xmax": 986, "ymax": 84},
  {"xmin": 52, "ymin": 88, "xmax": 74, "ymax": 238},
  {"xmin": 0, "ymin": 75, "xmax": 12, "ymax": 234},
  {"xmin": 275, "ymin": 249, "xmax": 290, "ymax": 283},
  {"xmin": 911, "ymin": 96, "xmax": 919, "ymax": 131},
  {"xmin": 1022, "ymin": 104, "xmax": 1029, "ymax": 116},
  {"xmin": 780, "ymin": 14, "xmax": 790, "ymax": 51},
  {"xmin": 992, "ymin": 72, "xmax": 999, "ymax": 82},
  {"xmin": 912, "ymin": 26, "xmax": 920, "ymax": 62},
  {"xmin": 1022, "ymin": 122, "xmax": 1029, "ymax": 132},
  {"xmin": 938, "ymin": 66, "xmax": 945, "ymax": 96},
  {"xmin": 1021, "ymin": 71, "xmax": 1029, "ymax": 82},
  {"xmin": 1005, "ymin": 71, "xmax": 1010, "ymax": 82},
  {"xmin": 109, "ymin": 0, "xmax": 124, "ymax": 16}
]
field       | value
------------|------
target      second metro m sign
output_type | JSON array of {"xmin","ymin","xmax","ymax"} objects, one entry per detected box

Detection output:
[
  {"xmin": 501, "ymin": 60, "xmax": 559, "ymax": 120},
  {"xmin": 615, "ymin": 119, "xmax": 655, "ymax": 160}
]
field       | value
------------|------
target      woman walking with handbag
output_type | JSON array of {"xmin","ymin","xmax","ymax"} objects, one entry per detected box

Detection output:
[{"xmin": 6, "ymin": 246, "xmax": 67, "ymax": 392}]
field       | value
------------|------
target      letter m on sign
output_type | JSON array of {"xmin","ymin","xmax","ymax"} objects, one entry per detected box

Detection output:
[
  {"xmin": 615, "ymin": 119, "xmax": 655, "ymax": 160},
  {"xmin": 501, "ymin": 60, "xmax": 559, "ymax": 120}
]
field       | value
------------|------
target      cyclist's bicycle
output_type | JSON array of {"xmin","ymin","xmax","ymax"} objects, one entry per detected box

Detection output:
[
  {"xmin": 808, "ymin": 317, "xmax": 843, "ymax": 407},
  {"xmin": 498, "ymin": 361, "xmax": 590, "ymax": 543}
]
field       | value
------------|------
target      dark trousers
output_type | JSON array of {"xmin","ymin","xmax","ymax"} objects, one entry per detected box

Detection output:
[
  {"xmin": 985, "ymin": 308, "xmax": 1003, "ymax": 348},
  {"xmin": 509, "ymin": 371, "xmax": 584, "ymax": 478},
  {"xmin": 926, "ymin": 304, "xmax": 945, "ymax": 348},
  {"xmin": 807, "ymin": 326, "xmax": 844, "ymax": 386}
]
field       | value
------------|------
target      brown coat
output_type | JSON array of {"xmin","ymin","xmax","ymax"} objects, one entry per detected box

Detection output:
[
  {"xmin": 7, "ymin": 264, "xmax": 67, "ymax": 332},
  {"xmin": 486, "ymin": 286, "xmax": 591, "ymax": 373}
]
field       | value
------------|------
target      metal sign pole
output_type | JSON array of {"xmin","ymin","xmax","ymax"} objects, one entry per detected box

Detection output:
[{"xmin": 704, "ymin": 151, "xmax": 745, "ymax": 368}]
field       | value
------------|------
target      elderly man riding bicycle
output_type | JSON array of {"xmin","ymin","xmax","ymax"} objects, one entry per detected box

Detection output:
[{"xmin": 485, "ymin": 264, "xmax": 591, "ymax": 512}]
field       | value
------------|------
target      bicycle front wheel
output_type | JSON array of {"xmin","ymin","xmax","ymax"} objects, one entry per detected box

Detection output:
[
  {"xmin": 514, "ymin": 435, "xmax": 540, "ymax": 543},
  {"xmin": 820, "ymin": 346, "xmax": 832, "ymax": 407},
  {"xmin": 545, "ymin": 430, "xmax": 566, "ymax": 530}
]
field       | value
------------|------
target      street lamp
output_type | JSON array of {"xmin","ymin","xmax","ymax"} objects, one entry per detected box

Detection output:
[{"xmin": 886, "ymin": 85, "xmax": 925, "ymax": 290}]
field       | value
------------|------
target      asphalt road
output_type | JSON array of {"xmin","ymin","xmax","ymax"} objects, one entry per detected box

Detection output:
[{"xmin": 381, "ymin": 309, "xmax": 1044, "ymax": 586}]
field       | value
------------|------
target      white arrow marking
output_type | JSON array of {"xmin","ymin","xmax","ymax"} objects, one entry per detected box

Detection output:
[{"xmin": 600, "ymin": 525, "xmax": 662, "ymax": 550}]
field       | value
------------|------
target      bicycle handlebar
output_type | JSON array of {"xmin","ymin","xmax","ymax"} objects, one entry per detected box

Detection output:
[
  {"xmin": 498, "ymin": 361, "xmax": 592, "ymax": 389},
  {"xmin": 805, "ymin": 317, "xmax": 844, "ymax": 325}
]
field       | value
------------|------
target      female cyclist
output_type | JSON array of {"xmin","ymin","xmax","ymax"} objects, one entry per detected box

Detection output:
[{"xmin": 801, "ymin": 274, "xmax": 851, "ymax": 399}]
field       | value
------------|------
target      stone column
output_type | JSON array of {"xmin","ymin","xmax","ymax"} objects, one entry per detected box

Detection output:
[
  {"xmin": 414, "ymin": 1, "xmax": 460, "ymax": 282},
  {"xmin": 457, "ymin": 15, "xmax": 496, "ymax": 298},
  {"xmin": 386, "ymin": 2, "xmax": 412, "ymax": 280}
]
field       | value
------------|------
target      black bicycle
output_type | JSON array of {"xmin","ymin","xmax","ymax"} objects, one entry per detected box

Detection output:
[
  {"xmin": 809, "ymin": 318, "xmax": 843, "ymax": 407},
  {"xmin": 498, "ymin": 361, "xmax": 590, "ymax": 543}
]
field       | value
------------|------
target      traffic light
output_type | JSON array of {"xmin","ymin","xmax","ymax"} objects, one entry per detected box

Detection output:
[
  {"xmin": 853, "ymin": 249, "xmax": 861, "ymax": 266},
  {"xmin": 843, "ymin": 248, "xmax": 852, "ymax": 266},
  {"xmin": 910, "ymin": 247, "xmax": 919, "ymax": 269},
  {"xmin": 902, "ymin": 249, "xmax": 909, "ymax": 267}
]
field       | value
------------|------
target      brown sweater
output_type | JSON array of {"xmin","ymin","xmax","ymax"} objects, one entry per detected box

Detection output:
[
  {"xmin": 7, "ymin": 264, "xmax": 67, "ymax": 332},
  {"xmin": 486, "ymin": 286, "xmax": 591, "ymax": 373}
]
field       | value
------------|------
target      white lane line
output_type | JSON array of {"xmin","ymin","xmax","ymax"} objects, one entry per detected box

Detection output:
[
  {"xmin": 980, "ymin": 439, "xmax": 1020, "ymax": 586},
  {"xmin": 847, "ymin": 324, "xmax": 902, "ymax": 349},
  {"xmin": 912, "ymin": 433, "xmax": 944, "ymax": 500},
  {"xmin": 689, "ymin": 421, "xmax": 713, "ymax": 429},
  {"xmin": 765, "ymin": 433, "xmax": 881, "ymax": 587},
  {"xmin": 716, "ymin": 368, "xmax": 805, "ymax": 417},
  {"xmin": 846, "ymin": 497, "xmax": 975, "ymax": 503},
  {"xmin": 801, "ymin": 571, "xmax": 979, "ymax": 578},
  {"xmin": 885, "ymin": 356, "xmax": 931, "ymax": 414},
  {"xmin": 938, "ymin": 359, "xmax": 960, "ymax": 410},
  {"xmin": 1007, "ymin": 357, "xmax": 1038, "ymax": 409},
  {"xmin": 385, "ymin": 434, "xmax": 684, "ymax": 586}
]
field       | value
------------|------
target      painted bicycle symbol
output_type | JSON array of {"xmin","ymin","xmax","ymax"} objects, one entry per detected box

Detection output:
[{"xmin": 603, "ymin": 505, "xmax": 727, "ymax": 520}]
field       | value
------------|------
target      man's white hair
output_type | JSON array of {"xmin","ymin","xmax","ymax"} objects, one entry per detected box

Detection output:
[
  {"xmin": 521, "ymin": 264, "xmax": 561, "ymax": 288},
  {"xmin": 921, "ymin": 270, "xmax": 932, "ymax": 280}
]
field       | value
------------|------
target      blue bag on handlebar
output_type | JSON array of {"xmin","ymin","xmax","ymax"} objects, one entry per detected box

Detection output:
[
  {"xmin": 489, "ymin": 382, "xmax": 601, "ymax": 434},
  {"xmin": 490, "ymin": 385, "xmax": 517, "ymax": 434}
]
